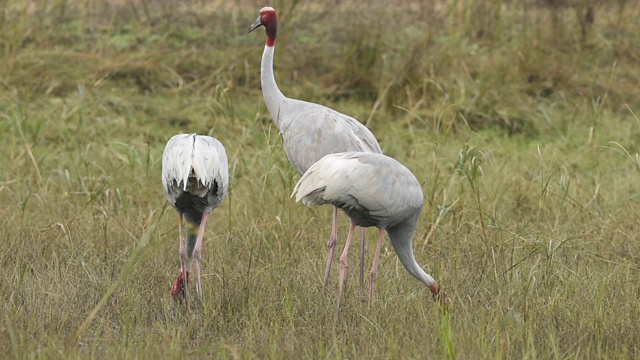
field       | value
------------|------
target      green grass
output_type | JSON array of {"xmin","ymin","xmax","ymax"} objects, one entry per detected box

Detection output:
[{"xmin": 1, "ymin": 0, "xmax": 640, "ymax": 358}]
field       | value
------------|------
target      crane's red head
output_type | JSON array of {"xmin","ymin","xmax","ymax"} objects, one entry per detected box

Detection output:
[
  {"xmin": 171, "ymin": 270, "xmax": 190, "ymax": 302},
  {"xmin": 429, "ymin": 283, "xmax": 452, "ymax": 308},
  {"xmin": 248, "ymin": 6, "xmax": 277, "ymax": 47}
]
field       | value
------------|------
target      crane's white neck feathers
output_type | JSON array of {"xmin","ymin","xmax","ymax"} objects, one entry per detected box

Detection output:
[{"xmin": 261, "ymin": 44, "xmax": 287, "ymax": 130}]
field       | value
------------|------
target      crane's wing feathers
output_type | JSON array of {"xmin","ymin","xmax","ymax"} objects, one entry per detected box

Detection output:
[
  {"xmin": 191, "ymin": 135, "xmax": 229, "ymax": 193},
  {"xmin": 277, "ymin": 100, "xmax": 382, "ymax": 175},
  {"xmin": 162, "ymin": 134, "xmax": 190, "ymax": 192},
  {"xmin": 162, "ymin": 134, "xmax": 229, "ymax": 206},
  {"xmin": 292, "ymin": 152, "xmax": 423, "ymax": 228}
]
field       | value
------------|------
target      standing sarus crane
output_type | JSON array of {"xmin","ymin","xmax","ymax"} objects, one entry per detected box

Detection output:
[
  {"xmin": 249, "ymin": 6, "xmax": 382, "ymax": 296},
  {"xmin": 292, "ymin": 152, "xmax": 451, "ymax": 321},
  {"xmin": 162, "ymin": 133, "xmax": 229, "ymax": 307}
]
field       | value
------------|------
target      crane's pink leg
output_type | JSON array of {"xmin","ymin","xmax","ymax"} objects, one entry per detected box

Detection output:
[
  {"xmin": 334, "ymin": 223, "xmax": 356, "ymax": 325},
  {"xmin": 368, "ymin": 228, "xmax": 386, "ymax": 302},
  {"xmin": 359, "ymin": 227, "xmax": 366, "ymax": 300},
  {"xmin": 177, "ymin": 213, "xmax": 189, "ymax": 306},
  {"xmin": 322, "ymin": 207, "xmax": 339, "ymax": 293},
  {"xmin": 192, "ymin": 211, "xmax": 210, "ymax": 307}
]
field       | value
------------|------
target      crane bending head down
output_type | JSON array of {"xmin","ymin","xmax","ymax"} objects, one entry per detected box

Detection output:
[{"xmin": 292, "ymin": 152, "xmax": 451, "ymax": 321}]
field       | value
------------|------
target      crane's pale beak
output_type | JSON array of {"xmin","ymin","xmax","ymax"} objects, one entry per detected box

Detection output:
[{"xmin": 248, "ymin": 16, "xmax": 263, "ymax": 33}]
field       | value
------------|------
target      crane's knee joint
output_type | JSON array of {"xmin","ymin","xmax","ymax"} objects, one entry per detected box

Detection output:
[
  {"xmin": 327, "ymin": 237, "xmax": 337, "ymax": 248},
  {"xmin": 179, "ymin": 250, "xmax": 188, "ymax": 261}
]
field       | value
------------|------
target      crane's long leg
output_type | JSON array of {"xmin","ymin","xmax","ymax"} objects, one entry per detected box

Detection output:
[
  {"xmin": 368, "ymin": 228, "xmax": 386, "ymax": 302},
  {"xmin": 322, "ymin": 206, "xmax": 340, "ymax": 293},
  {"xmin": 192, "ymin": 211, "xmax": 210, "ymax": 307},
  {"xmin": 178, "ymin": 213, "xmax": 189, "ymax": 306},
  {"xmin": 359, "ymin": 227, "xmax": 366, "ymax": 300},
  {"xmin": 334, "ymin": 222, "xmax": 356, "ymax": 325}
]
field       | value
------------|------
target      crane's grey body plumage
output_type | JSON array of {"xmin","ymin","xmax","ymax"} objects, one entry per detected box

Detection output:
[
  {"xmin": 260, "ymin": 45, "xmax": 382, "ymax": 176},
  {"xmin": 293, "ymin": 152, "xmax": 423, "ymax": 230},
  {"xmin": 274, "ymin": 97, "xmax": 382, "ymax": 175}
]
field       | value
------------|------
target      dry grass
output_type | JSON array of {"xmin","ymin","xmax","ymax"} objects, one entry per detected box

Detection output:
[{"xmin": 1, "ymin": 0, "xmax": 640, "ymax": 358}]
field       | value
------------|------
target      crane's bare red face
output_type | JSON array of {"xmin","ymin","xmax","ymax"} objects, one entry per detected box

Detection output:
[
  {"xmin": 429, "ymin": 284, "xmax": 452, "ymax": 308},
  {"xmin": 248, "ymin": 6, "xmax": 277, "ymax": 47},
  {"xmin": 171, "ymin": 270, "xmax": 190, "ymax": 302},
  {"xmin": 259, "ymin": 7, "xmax": 276, "ymax": 28}
]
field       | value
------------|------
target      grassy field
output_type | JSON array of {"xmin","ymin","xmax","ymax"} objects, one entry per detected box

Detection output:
[{"xmin": 1, "ymin": 0, "xmax": 640, "ymax": 358}]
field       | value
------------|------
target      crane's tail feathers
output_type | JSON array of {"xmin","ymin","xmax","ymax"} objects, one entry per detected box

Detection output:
[
  {"xmin": 299, "ymin": 188, "xmax": 328, "ymax": 207},
  {"xmin": 162, "ymin": 134, "xmax": 229, "ymax": 196},
  {"xmin": 291, "ymin": 180, "xmax": 328, "ymax": 207},
  {"xmin": 291, "ymin": 152, "xmax": 359, "ymax": 207}
]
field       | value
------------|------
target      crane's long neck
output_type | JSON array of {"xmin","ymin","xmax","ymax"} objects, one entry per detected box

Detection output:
[
  {"xmin": 261, "ymin": 44, "xmax": 287, "ymax": 130},
  {"xmin": 386, "ymin": 215, "xmax": 437, "ymax": 289}
]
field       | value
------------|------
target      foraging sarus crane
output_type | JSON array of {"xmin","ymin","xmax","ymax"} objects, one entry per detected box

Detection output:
[
  {"xmin": 162, "ymin": 133, "xmax": 229, "ymax": 306},
  {"xmin": 292, "ymin": 152, "xmax": 451, "ymax": 320},
  {"xmin": 249, "ymin": 6, "xmax": 382, "ymax": 296}
]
